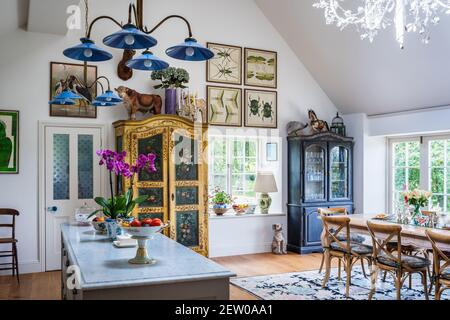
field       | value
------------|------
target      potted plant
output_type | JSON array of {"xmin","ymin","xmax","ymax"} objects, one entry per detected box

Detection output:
[
  {"xmin": 89, "ymin": 150, "xmax": 157, "ymax": 240},
  {"xmin": 210, "ymin": 187, "xmax": 232, "ymax": 216},
  {"xmin": 151, "ymin": 67, "xmax": 189, "ymax": 115}
]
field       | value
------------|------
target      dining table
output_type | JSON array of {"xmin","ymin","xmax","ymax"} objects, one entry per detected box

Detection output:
[{"xmin": 348, "ymin": 213, "xmax": 450, "ymax": 251}]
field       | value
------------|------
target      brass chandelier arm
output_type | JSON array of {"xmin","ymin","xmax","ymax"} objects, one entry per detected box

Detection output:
[
  {"xmin": 88, "ymin": 76, "xmax": 111, "ymax": 91},
  {"xmin": 86, "ymin": 15, "xmax": 123, "ymax": 38},
  {"xmin": 142, "ymin": 14, "xmax": 193, "ymax": 38}
]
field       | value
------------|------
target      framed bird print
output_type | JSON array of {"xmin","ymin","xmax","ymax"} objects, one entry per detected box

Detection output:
[
  {"xmin": 244, "ymin": 48, "xmax": 277, "ymax": 88},
  {"xmin": 0, "ymin": 110, "xmax": 19, "ymax": 174},
  {"xmin": 206, "ymin": 43, "xmax": 242, "ymax": 85},
  {"xmin": 49, "ymin": 62, "xmax": 98, "ymax": 118},
  {"xmin": 244, "ymin": 89, "xmax": 277, "ymax": 128}
]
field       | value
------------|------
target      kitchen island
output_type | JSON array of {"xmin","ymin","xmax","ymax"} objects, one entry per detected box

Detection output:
[{"xmin": 61, "ymin": 223, "xmax": 235, "ymax": 300}]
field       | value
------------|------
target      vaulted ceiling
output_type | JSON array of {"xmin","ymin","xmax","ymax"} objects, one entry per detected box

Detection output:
[{"xmin": 256, "ymin": 0, "xmax": 450, "ymax": 115}]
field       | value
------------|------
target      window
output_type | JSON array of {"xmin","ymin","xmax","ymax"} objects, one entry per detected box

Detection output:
[
  {"xmin": 389, "ymin": 134, "xmax": 450, "ymax": 213},
  {"xmin": 209, "ymin": 136, "xmax": 258, "ymax": 199}
]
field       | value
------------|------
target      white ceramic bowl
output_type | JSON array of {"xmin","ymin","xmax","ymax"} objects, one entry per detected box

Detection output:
[{"xmin": 121, "ymin": 224, "xmax": 167, "ymax": 238}]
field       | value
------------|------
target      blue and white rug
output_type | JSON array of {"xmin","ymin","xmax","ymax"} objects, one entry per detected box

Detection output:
[{"xmin": 231, "ymin": 266, "xmax": 449, "ymax": 300}]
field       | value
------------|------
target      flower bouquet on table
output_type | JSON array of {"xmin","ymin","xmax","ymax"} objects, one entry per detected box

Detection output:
[
  {"xmin": 401, "ymin": 189, "xmax": 432, "ymax": 224},
  {"xmin": 89, "ymin": 150, "xmax": 157, "ymax": 240},
  {"xmin": 209, "ymin": 187, "xmax": 232, "ymax": 216}
]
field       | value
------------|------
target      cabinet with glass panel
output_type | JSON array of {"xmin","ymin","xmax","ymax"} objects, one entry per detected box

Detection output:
[{"xmin": 287, "ymin": 132, "xmax": 353, "ymax": 254}]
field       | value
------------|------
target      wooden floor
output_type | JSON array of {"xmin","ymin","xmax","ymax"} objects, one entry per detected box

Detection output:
[{"xmin": 0, "ymin": 252, "xmax": 323, "ymax": 300}]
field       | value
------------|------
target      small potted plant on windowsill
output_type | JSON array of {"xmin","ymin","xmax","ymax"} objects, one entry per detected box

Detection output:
[{"xmin": 210, "ymin": 187, "xmax": 232, "ymax": 216}]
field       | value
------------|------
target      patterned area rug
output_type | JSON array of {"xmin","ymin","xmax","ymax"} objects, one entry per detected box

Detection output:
[{"xmin": 231, "ymin": 266, "xmax": 449, "ymax": 300}]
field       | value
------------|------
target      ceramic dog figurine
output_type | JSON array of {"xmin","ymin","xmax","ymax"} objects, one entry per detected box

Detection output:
[
  {"xmin": 272, "ymin": 224, "xmax": 287, "ymax": 255},
  {"xmin": 115, "ymin": 86, "xmax": 162, "ymax": 120}
]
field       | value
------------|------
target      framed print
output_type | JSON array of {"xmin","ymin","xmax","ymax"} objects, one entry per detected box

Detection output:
[
  {"xmin": 50, "ymin": 62, "xmax": 97, "ymax": 118},
  {"xmin": 0, "ymin": 110, "xmax": 19, "ymax": 174},
  {"xmin": 244, "ymin": 89, "xmax": 277, "ymax": 128},
  {"xmin": 207, "ymin": 86, "xmax": 242, "ymax": 127},
  {"xmin": 266, "ymin": 142, "xmax": 278, "ymax": 161},
  {"xmin": 244, "ymin": 48, "xmax": 277, "ymax": 88},
  {"xmin": 206, "ymin": 43, "xmax": 242, "ymax": 85}
]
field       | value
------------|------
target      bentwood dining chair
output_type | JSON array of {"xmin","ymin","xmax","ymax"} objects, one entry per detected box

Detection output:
[
  {"xmin": 0, "ymin": 208, "xmax": 20, "ymax": 283},
  {"xmin": 425, "ymin": 229, "xmax": 450, "ymax": 300},
  {"xmin": 321, "ymin": 215, "xmax": 373, "ymax": 298},
  {"xmin": 318, "ymin": 208, "xmax": 367, "ymax": 277},
  {"xmin": 367, "ymin": 221, "xmax": 430, "ymax": 300}
]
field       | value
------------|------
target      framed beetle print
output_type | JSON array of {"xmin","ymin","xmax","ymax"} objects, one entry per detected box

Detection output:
[{"xmin": 244, "ymin": 89, "xmax": 277, "ymax": 128}]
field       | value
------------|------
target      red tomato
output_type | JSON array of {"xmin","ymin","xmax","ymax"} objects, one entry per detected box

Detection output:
[
  {"xmin": 150, "ymin": 218, "xmax": 162, "ymax": 226},
  {"xmin": 141, "ymin": 218, "xmax": 153, "ymax": 226},
  {"xmin": 130, "ymin": 219, "xmax": 142, "ymax": 227}
]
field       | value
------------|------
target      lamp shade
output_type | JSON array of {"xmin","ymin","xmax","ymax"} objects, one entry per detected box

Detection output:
[
  {"xmin": 92, "ymin": 100, "xmax": 116, "ymax": 107},
  {"xmin": 95, "ymin": 90, "xmax": 122, "ymax": 103},
  {"xmin": 63, "ymin": 38, "xmax": 113, "ymax": 62},
  {"xmin": 125, "ymin": 50, "xmax": 169, "ymax": 71},
  {"xmin": 103, "ymin": 24, "xmax": 157, "ymax": 49},
  {"xmin": 48, "ymin": 98, "xmax": 76, "ymax": 105},
  {"xmin": 165, "ymin": 38, "xmax": 214, "ymax": 61},
  {"xmin": 253, "ymin": 171, "xmax": 278, "ymax": 193},
  {"xmin": 53, "ymin": 89, "xmax": 83, "ymax": 101}
]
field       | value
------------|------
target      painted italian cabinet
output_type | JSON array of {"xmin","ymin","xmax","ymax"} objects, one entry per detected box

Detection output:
[
  {"xmin": 287, "ymin": 132, "xmax": 354, "ymax": 254},
  {"xmin": 114, "ymin": 115, "xmax": 208, "ymax": 256}
]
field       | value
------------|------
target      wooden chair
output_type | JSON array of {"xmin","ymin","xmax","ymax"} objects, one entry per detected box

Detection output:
[
  {"xmin": 367, "ymin": 221, "xmax": 429, "ymax": 300},
  {"xmin": 318, "ymin": 208, "xmax": 367, "ymax": 276},
  {"xmin": 0, "ymin": 209, "xmax": 19, "ymax": 283},
  {"xmin": 321, "ymin": 215, "xmax": 373, "ymax": 298},
  {"xmin": 425, "ymin": 229, "xmax": 450, "ymax": 300}
]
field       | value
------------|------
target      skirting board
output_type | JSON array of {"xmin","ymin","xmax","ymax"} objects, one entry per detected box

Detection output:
[
  {"xmin": 0, "ymin": 260, "xmax": 42, "ymax": 276},
  {"xmin": 209, "ymin": 242, "xmax": 273, "ymax": 258}
]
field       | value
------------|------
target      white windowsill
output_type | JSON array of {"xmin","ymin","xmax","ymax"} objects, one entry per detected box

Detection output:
[{"xmin": 209, "ymin": 211, "xmax": 286, "ymax": 220}]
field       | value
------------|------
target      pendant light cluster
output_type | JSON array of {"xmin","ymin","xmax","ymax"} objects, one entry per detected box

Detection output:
[{"xmin": 50, "ymin": 1, "xmax": 214, "ymax": 107}]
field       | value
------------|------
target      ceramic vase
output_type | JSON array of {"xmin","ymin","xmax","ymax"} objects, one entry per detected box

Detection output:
[
  {"xmin": 213, "ymin": 203, "xmax": 228, "ymax": 216},
  {"xmin": 105, "ymin": 218, "xmax": 122, "ymax": 240},
  {"xmin": 165, "ymin": 88, "xmax": 177, "ymax": 114}
]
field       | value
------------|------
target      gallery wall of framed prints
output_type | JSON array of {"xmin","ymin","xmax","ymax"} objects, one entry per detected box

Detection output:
[{"xmin": 206, "ymin": 43, "xmax": 278, "ymax": 129}]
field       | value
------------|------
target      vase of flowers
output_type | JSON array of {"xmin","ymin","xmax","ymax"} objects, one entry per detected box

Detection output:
[
  {"xmin": 210, "ymin": 187, "xmax": 232, "ymax": 216},
  {"xmin": 402, "ymin": 189, "xmax": 432, "ymax": 224},
  {"xmin": 151, "ymin": 67, "xmax": 189, "ymax": 115},
  {"xmin": 89, "ymin": 150, "xmax": 157, "ymax": 240}
]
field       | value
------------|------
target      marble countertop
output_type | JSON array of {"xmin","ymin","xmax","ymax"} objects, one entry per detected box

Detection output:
[{"xmin": 61, "ymin": 223, "xmax": 236, "ymax": 291}]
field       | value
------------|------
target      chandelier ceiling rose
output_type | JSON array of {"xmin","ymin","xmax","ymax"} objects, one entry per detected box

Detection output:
[{"xmin": 313, "ymin": 0, "xmax": 450, "ymax": 48}]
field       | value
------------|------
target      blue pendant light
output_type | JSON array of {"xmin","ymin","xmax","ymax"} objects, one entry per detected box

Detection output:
[
  {"xmin": 63, "ymin": 38, "xmax": 113, "ymax": 62},
  {"xmin": 166, "ymin": 38, "xmax": 214, "ymax": 61},
  {"xmin": 125, "ymin": 50, "xmax": 169, "ymax": 71},
  {"xmin": 53, "ymin": 90, "xmax": 83, "ymax": 101},
  {"xmin": 92, "ymin": 100, "xmax": 117, "ymax": 107},
  {"xmin": 103, "ymin": 24, "xmax": 157, "ymax": 49},
  {"xmin": 48, "ymin": 98, "xmax": 76, "ymax": 105},
  {"xmin": 95, "ymin": 90, "xmax": 122, "ymax": 103}
]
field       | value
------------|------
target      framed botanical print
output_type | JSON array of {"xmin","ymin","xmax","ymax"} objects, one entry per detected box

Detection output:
[
  {"xmin": 244, "ymin": 89, "xmax": 277, "ymax": 128},
  {"xmin": 244, "ymin": 48, "xmax": 277, "ymax": 88},
  {"xmin": 206, "ymin": 43, "xmax": 242, "ymax": 85},
  {"xmin": 207, "ymin": 86, "xmax": 242, "ymax": 127},
  {"xmin": 0, "ymin": 110, "xmax": 19, "ymax": 174},
  {"xmin": 50, "ymin": 62, "xmax": 97, "ymax": 118}
]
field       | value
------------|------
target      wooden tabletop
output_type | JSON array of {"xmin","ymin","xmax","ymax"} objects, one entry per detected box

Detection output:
[{"xmin": 348, "ymin": 213, "xmax": 450, "ymax": 251}]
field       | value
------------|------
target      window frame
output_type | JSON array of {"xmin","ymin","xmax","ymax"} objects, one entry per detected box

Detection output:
[
  {"xmin": 208, "ymin": 135, "xmax": 260, "ymax": 200},
  {"xmin": 388, "ymin": 133, "xmax": 450, "ymax": 213}
]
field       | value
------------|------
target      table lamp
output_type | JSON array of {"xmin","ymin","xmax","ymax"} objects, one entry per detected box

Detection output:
[{"xmin": 254, "ymin": 171, "xmax": 278, "ymax": 214}]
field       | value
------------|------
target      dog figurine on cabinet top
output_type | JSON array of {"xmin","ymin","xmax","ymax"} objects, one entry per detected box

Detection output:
[
  {"xmin": 272, "ymin": 224, "xmax": 287, "ymax": 255},
  {"xmin": 115, "ymin": 86, "xmax": 162, "ymax": 120}
]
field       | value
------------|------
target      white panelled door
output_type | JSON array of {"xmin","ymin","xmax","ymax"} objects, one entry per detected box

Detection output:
[{"xmin": 45, "ymin": 126, "xmax": 102, "ymax": 271}]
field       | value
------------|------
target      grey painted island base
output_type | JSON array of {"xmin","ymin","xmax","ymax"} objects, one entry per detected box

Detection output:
[{"xmin": 61, "ymin": 224, "xmax": 235, "ymax": 300}]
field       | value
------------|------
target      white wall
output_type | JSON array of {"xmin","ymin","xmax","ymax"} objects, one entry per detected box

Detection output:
[{"xmin": 0, "ymin": 0, "xmax": 336, "ymax": 272}]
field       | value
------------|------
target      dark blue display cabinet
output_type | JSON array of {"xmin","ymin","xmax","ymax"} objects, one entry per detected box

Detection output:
[{"xmin": 287, "ymin": 132, "xmax": 354, "ymax": 254}]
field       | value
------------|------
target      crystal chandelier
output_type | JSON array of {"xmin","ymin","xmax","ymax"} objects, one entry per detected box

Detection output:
[{"xmin": 313, "ymin": 0, "xmax": 450, "ymax": 48}]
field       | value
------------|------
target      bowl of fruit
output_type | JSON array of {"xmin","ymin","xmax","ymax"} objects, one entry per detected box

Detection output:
[
  {"xmin": 232, "ymin": 203, "xmax": 249, "ymax": 215},
  {"xmin": 91, "ymin": 217, "xmax": 107, "ymax": 234},
  {"xmin": 120, "ymin": 218, "xmax": 168, "ymax": 238}
]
